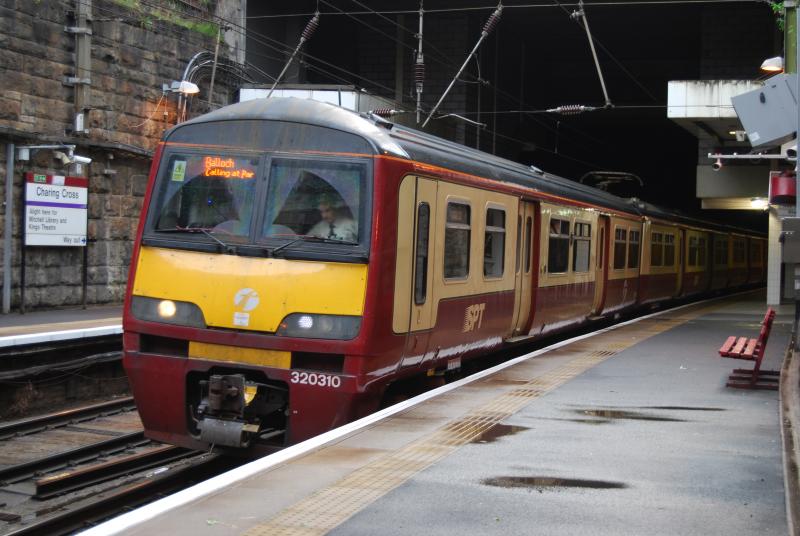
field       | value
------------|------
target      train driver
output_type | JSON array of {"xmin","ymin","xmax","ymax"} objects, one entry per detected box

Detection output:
[{"xmin": 308, "ymin": 194, "xmax": 357, "ymax": 242}]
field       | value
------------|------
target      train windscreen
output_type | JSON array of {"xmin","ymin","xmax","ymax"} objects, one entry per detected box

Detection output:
[{"xmin": 145, "ymin": 152, "xmax": 371, "ymax": 262}]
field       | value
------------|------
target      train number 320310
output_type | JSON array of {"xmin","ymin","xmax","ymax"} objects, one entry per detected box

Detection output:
[{"xmin": 290, "ymin": 371, "xmax": 342, "ymax": 388}]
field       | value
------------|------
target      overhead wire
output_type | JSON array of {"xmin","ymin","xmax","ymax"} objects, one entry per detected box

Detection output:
[
  {"xmin": 66, "ymin": 0, "xmax": 696, "ymax": 167},
  {"xmin": 246, "ymin": 0, "xmax": 763, "ymax": 19}
]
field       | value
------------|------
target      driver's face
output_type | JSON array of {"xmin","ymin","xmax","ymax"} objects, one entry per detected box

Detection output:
[{"xmin": 318, "ymin": 204, "xmax": 335, "ymax": 223}]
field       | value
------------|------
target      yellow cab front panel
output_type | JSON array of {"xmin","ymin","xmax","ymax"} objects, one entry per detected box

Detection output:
[{"xmin": 133, "ymin": 246, "xmax": 367, "ymax": 332}]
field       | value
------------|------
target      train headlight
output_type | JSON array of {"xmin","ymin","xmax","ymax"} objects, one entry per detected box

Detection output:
[
  {"xmin": 276, "ymin": 314, "xmax": 361, "ymax": 340},
  {"xmin": 157, "ymin": 300, "xmax": 177, "ymax": 318},
  {"xmin": 131, "ymin": 296, "xmax": 207, "ymax": 328}
]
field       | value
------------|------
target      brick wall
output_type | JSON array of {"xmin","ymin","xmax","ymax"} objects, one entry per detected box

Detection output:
[{"xmin": 0, "ymin": 0, "xmax": 245, "ymax": 311}]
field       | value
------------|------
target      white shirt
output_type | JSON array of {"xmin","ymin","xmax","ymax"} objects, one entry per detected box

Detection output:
[{"xmin": 308, "ymin": 217, "xmax": 358, "ymax": 242}]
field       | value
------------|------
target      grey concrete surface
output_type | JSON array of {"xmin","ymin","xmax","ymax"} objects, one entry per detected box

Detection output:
[
  {"xmin": 0, "ymin": 304, "xmax": 121, "ymax": 335},
  {"xmin": 332, "ymin": 297, "xmax": 791, "ymax": 536}
]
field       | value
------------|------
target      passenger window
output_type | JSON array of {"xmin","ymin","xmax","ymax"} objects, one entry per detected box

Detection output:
[
  {"xmin": 698, "ymin": 237, "xmax": 707, "ymax": 266},
  {"xmin": 714, "ymin": 238, "xmax": 728, "ymax": 266},
  {"xmin": 664, "ymin": 234, "xmax": 675, "ymax": 266},
  {"xmin": 628, "ymin": 230, "xmax": 640, "ymax": 269},
  {"xmin": 547, "ymin": 218, "xmax": 570, "ymax": 273},
  {"xmin": 733, "ymin": 239, "xmax": 746, "ymax": 263},
  {"xmin": 484, "ymin": 208, "xmax": 506, "ymax": 278},
  {"xmin": 613, "ymin": 227, "xmax": 627, "ymax": 270},
  {"xmin": 444, "ymin": 202, "xmax": 470, "ymax": 279},
  {"xmin": 572, "ymin": 222, "xmax": 591, "ymax": 273},
  {"xmin": 651, "ymin": 232, "xmax": 663, "ymax": 267},
  {"xmin": 524, "ymin": 217, "xmax": 532, "ymax": 273},
  {"xmin": 688, "ymin": 236, "xmax": 699, "ymax": 266},
  {"xmin": 414, "ymin": 203, "xmax": 430, "ymax": 305}
]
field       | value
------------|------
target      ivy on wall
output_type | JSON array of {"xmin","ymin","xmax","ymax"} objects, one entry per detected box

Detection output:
[{"xmin": 111, "ymin": 0, "xmax": 219, "ymax": 38}]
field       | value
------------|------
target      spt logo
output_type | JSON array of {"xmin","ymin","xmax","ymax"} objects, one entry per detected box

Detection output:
[
  {"xmin": 463, "ymin": 303, "xmax": 486, "ymax": 333},
  {"xmin": 234, "ymin": 288, "xmax": 260, "ymax": 311}
]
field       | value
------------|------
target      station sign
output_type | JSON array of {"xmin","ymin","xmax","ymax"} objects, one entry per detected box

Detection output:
[{"xmin": 24, "ymin": 172, "xmax": 88, "ymax": 247}]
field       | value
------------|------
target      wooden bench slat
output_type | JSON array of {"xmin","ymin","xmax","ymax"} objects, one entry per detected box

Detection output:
[
  {"xmin": 730, "ymin": 337, "xmax": 748, "ymax": 356},
  {"xmin": 719, "ymin": 336, "xmax": 737, "ymax": 356},
  {"xmin": 741, "ymin": 338, "xmax": 758, "ymax": 359}
]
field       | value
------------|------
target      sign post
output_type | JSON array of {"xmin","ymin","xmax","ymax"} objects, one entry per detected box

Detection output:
[
  {"xmin": 24, "ymin": 172, "xmax": 88, "ymax": 246},
  {"xmin": 19, "ymin": 172, "xmax": 89, "ymax": 314}
]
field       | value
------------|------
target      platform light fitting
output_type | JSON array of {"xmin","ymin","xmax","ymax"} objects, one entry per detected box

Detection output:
[
  {"xmin": 53, "ymin": 150, "xmax": 92, "ymax": 166},
  {"xmin": 170, "ymin": 80, "xmax": 200, "ymax": 95},
  {"xmin": 760, "ymin": 56, "xmax": 784, "ymax": 73},
  {"xmin": 750, "ymin": 198, "xmax": 768, "ymax": 210}
]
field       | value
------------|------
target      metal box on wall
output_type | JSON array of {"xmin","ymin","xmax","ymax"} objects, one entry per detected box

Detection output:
[{"xmin": 732, "ymin": 74, "xmax": 797, "ymax": 149}]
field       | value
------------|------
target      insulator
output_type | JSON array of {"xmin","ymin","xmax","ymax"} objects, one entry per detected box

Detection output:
[
  {"xmin": 560, "ymin": 105, "xmax": 583, "ymax": 115},
  {"xmin": 371, "ymin": 108, "xmax": 397, "ymax": 118},
  {"xmin": 548, "ymin": 104, "xmax": 597, "ymax": 115},
  {"xmin": 482, "ymin": 5, "xmax": 502, "ymax": 35},
  {"xmin": 301, "ymin": 12, "xmax": 320, "ymax": 41},
  {"xmin": 414, "ymin": 60, "xmax": 425, "ymax": 85}
]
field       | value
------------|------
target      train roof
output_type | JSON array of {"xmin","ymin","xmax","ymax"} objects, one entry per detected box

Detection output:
[{"xmin": 173, "ymin": 97, "xmax": 764, "ymax": 237}]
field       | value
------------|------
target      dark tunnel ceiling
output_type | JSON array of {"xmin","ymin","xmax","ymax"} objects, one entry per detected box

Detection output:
[{"xmin": 247, "ymin": 1, "xmax": 782, "ymax": 230}]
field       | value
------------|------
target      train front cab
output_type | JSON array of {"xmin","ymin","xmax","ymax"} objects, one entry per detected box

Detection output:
[{"xmin": 123, "ymin": 118, "xmax": 387, "ymax": 453}]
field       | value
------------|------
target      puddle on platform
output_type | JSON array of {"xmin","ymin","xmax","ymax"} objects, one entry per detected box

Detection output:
[
  {"xmin": 641, "ymin": 406, "xmax": 725, "ymax": 412},
  {"xmin": 574, "ymin": 409, "xmax": 686, "ymax": 422},
  {"xmin": 552, "ymin": 418, "xmax": 613, "ymax": 425},
  {"xmin": 471, "ymin": 423, "xmax": 530, "ymax": 444},
  {"xmin": 482, "ymin": 476, "xmax": 627, "ymax": 490}
]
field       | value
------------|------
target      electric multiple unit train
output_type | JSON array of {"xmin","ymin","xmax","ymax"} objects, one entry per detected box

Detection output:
[{"xmin": 122, "ymin": 97, "xmax": 766, "ymax": 453}]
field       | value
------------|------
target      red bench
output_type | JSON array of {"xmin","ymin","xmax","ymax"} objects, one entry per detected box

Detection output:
[{"xmin": 718, "ymin": 308, "xmax": 779, "ymax": 390}]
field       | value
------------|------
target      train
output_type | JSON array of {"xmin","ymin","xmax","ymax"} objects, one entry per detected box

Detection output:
[{"xmin": 122, "ymin": 97, "xmax": 766, "ymax": 453}]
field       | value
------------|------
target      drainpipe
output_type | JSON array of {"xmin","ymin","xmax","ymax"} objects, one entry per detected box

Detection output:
[{"xmin": 3, "ymin": 143, "xmax": 14, "ymax": 314}]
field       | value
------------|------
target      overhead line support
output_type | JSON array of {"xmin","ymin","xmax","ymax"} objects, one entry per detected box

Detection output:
[{"xmin": 422, "ymin": 3, "xmax": 502, "ymax": 128}]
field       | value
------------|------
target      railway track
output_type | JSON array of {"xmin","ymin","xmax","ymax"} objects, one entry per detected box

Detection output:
[
  {"xmin": 4, "ymin": 451, "xmax": 235, "ymax": 536},
  {"xmin": 0, "ymin": 398, "xmax": 239, "ymax": 536},
  {"xmin": 0, "ymin": 398, "xmax": 136, "ymax": 441}
]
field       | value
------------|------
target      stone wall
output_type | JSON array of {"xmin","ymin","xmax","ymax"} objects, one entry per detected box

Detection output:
[{"xmin": 0, "ymin": 0, "xmax": 245, "ymax": 311}]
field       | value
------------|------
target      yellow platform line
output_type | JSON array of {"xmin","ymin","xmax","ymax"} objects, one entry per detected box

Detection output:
[{"xmin": 245, "ymin": 304, "xmax": 718, "ymax": 536}]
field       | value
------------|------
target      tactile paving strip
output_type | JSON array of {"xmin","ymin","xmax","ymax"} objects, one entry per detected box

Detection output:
[{"xmin": 245, "ymin": 305, "xmax": 719, "ymax": 536}]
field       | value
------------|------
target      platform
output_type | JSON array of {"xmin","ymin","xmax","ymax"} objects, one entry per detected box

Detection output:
[
  {"xmin": 0, "ymin": 305, "xmax": 122, "ymax": 348},
  {"xmin": 87, "ymin": 291, "xmax": 793, "ymax": 536}
]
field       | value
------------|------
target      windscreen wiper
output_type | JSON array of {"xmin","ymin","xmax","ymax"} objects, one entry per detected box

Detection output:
[
  {"xmin": 155, "ymin": 227, "xmax": 237, "ymax": 254},
  {"xmin": 271, "ymin": 235, "xmax": 358, "ymax": 257}
]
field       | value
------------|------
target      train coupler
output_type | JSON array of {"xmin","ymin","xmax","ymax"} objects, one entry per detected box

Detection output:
[{"xmin": 191, "ymin": 373, "xmax": 287, "ymax": 448}]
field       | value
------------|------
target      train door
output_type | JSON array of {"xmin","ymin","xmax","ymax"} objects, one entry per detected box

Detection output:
[
  {"xmin": 393, "ymin": 176, "xmax": 438, "ymax": 366},
  {"xmin": 511, "ymin": 201, "xmax": 536, "ymax": 336},
  {"xmin": 591, "ymin": 215, "xmax": 609, "ymax": 314}
]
